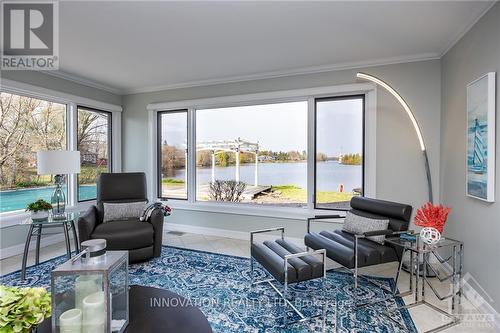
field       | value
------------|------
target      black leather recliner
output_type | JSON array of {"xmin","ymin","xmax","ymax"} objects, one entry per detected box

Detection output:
[
  {"xmin": 77, "ymin": 172, "xmax": 164, "ymax": 263},
  {"xmin": 305, "ymin": 196, "xmax": 412, "ymax": 288}
]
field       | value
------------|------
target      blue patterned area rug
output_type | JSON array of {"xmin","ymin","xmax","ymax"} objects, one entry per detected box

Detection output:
[{"xmin": 1, "ymin": 246, "xmax": 416, "ymax": 332}]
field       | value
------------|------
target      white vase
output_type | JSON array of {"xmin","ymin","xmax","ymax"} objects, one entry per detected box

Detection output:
[{"xmin": 31, "ymin": 210, "xmax": 49, "ymax": 220}]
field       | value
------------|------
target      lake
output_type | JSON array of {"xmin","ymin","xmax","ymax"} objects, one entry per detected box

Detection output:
[
  {"xmin": 0, "ymin": 161, "xmax": 361, "ymax": 213},
  {"xmin": 174, "ymin": 161, "xmax": 362, "ymax": 192}
]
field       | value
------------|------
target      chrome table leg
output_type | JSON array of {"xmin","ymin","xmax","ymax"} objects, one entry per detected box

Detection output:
[
  {"xmin": 63, "ymin": 223, "xmax": 71, "ymax": 259},
  {"xmin": 21, "ymin": 225, "xmax": 34, "ymax": 280},
  {"xmin": 71, "ymin": 220, "xmax": 80, "ymax": 253},
  {"xmin": 35, "ymin": 225, "xmax": 42, "ymax": 265}
]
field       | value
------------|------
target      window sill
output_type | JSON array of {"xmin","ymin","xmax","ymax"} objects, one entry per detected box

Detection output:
[
  {"xmin": 161, "ymin": 200, "xmax": 344, "ymax": 220},
  {"xmin": 0, "ymin": 201, "xmax": 95, "ymax": 229}
]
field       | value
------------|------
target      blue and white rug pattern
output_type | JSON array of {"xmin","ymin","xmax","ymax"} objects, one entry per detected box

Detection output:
[{"xmin": 0, "ymin": 246, "xmax": 417, "ymax": 332}]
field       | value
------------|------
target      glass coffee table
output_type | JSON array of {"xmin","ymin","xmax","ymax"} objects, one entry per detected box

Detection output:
[
  {"xmin": 19, "ymin": 212, "xmax": 80, "ymax": 280},
  {"xmin": 386, "ymin": 233, "xmax": 463, "ymax": 333}
]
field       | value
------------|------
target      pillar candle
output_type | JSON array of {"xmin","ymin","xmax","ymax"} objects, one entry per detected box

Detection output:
[
  {"xmin": 82, "ymin": 291, "xmax": 105, "ymax": 333},
  {"xmin": 59, "ymin": 308, "xmax": 82, "ymax": 333},
  {"xmin": 75, "ymin": 275, "xmax": 102, "ymax": 310}
]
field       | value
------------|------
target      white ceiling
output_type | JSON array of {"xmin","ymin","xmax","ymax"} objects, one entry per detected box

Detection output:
[{"xmin": 52, "ymin": 1, "xmax": 494, "ymax": 94}]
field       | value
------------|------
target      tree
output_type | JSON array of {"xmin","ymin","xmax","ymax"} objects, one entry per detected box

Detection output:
[
  {"xmin": 162, "ymin": 144, "xmax": 185, "ymax": 177},
  {"xmin": 0, "ymin": 92, "xmax": 69, "ymax": 188},
  {"xmin": 0, "ymin": 94, "xmax": 37, "ymax": 186},
  {"xmin": 29, "ymin": 102, "xmax": 66, "ymax": 151},
  {"xmin": 77, "ymin": 110, "xmax": 109, "ymax": 160},
  {"xmin": 217, "ymin": 152, "xmax": 229, "ymax": 167},
  {"xmin": 340, "ymin": 153, "xmax": 362, "ymax": 165},
  {"xmin": 196, "ymin": 150, "xmax": 212, "ymax": 167},
  {"xmin": 316, "ymin": 152, "xmax": 328, "ymax": 162},
  {"xmin": 208, "ymin": 180, "xmax": 246, "ymax": 202}
]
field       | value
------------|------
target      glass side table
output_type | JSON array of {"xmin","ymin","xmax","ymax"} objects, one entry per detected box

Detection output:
[
  {"xmin": 19, "ymin": 212, "xmax": 80, "ymax": 280},
  {"xmin": 386, "ymin": 234, "xmax": 464, "ymax": 333}
]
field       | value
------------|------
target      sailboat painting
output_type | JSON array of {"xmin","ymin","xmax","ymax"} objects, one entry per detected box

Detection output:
[{"xmin": 466, "ymin": 72, "xmax": 496, "ymax": 202}]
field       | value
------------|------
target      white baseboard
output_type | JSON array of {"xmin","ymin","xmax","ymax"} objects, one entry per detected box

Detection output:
[
  {"xmin": 0, "ymin": 233, "xmax": 70, "ymax": 260},
  {"xmin": 461, "ymin": 275, "xmax": 500, "ymax": 331},
  {"xmin": 164, "ymin": 223, "xmax": 304, "ymax": 245},
  {"xmin": 435, "ymin": 260, "xmax": 500, "ymax": 330}
]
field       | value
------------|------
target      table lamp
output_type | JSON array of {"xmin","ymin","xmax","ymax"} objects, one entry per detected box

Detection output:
[{"xmin": 37, "ymin": 150, "xmax": 80, "ymax": 219}]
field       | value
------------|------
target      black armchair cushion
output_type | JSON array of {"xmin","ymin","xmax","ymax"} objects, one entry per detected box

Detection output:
[
  {"xmin": 350, "ymin": 196, "xmax": 413, "ymax": 232},
  {"xmin": 304, "ymin": 230, "xmax": 398, "ymax": 269},
  {"xmin": 96, "ymin": 173, "xmax": 148, "ymax": 224},
  {"xmin": 98, "ymin": 173, "xmax": 147, "ymax": 201},
  {"xmin": 91, "ymin": 219, "xmax": 154, "ymax": 250}
]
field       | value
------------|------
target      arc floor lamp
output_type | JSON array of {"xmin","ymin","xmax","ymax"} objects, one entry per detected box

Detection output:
[{"xmin": 356, "ymin": 72, "xmax": 434, "ymax": 203}]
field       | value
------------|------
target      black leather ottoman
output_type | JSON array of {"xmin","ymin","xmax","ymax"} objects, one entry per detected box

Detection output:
[{"xmin": 250, "ymin": 227, "xmax": 327, "ymax": 326}]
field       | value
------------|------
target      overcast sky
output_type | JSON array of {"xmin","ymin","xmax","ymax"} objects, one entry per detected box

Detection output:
[{"xmin": 161, "ymin": 99, "xmax": 362, "ymax": 156}]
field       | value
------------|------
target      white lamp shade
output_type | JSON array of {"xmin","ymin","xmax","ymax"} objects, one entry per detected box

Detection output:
[{"xmin": 37, "ymin": 150, "xmax": 81, "ymax": 175}]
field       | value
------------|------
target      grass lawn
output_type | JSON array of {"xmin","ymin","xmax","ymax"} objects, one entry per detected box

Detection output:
[
  {"xmin": 272, "ymin": 185, "xmax": 354, "ymax": 203},
  {"xmin": 159, "ymin": 179, "xmax": 354, "ymax": 204},
  {"xmin": 1, "ymin": 165, "xmax": 108, "ymax": 191},
  {"xmin": 162, "ymin": 178, "xmax": 185, "ymax": 184}
]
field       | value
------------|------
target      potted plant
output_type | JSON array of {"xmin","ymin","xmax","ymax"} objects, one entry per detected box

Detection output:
[
  {"xmin": 26, "ymin": 199, "xmax": 53, "ymax": 221},
  {"xmin": 0, "ymin": 285, "xmax": 51, "ymax": 333}
]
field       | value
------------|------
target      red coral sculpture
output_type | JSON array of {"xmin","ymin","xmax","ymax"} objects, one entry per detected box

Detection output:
[{"xmin": 414, "ymin": 202, "xmax": 451, "ymax": 234}]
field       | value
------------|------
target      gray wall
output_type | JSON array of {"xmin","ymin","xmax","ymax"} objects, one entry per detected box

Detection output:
[
  {"xmin": 0, "ymin": 71, "xmax": 122, "ymax": 251},
  {"xmin": 122, "ymin": 60, "xmax": 442, "ymax": 237},
  {"xmin": 441, "ymin": 3, "xmax": 500, "ymax": 312}
]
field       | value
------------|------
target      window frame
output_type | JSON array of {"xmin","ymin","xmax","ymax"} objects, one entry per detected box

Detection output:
[
  {"xmin": 313, "ymin": 95, "xmax": 366, "ymax": 211},
  {"xmin": 194, "ymin": 101, "xmax": 309, "ymax": 206},
  {"xmin": 157, "ymin": 109, "xmax": 189, "ymax": 201},
  {"xmin": 76, "ymin": 105, "xmax": 113, "ymax": 202},
  {"xmin": 148, "ymin": 83, "xmax": 377, "ymax": 218},
  {"xmin": 0, "ymin": 78, "xmax": 122, "ymax": 227}
]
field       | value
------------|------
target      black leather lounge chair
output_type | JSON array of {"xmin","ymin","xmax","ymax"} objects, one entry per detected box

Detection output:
[
  {"xmin": 77, "ymin": 172, "xmax": 164, "ymax": 263},
  {"xmin": 305, "ymin": 196, "xmax": 413, "ymax": 290}
]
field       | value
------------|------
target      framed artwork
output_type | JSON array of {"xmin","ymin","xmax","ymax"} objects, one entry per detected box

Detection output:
[{"xmin": 466, "ymin": 72, "xmax": 496, "ymax": 202}]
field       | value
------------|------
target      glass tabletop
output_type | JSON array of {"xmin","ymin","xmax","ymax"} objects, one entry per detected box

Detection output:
[
  {"xmin": 20, "ymin": 212, "xmax": 79, "ymax": 225},
  {"xmin": 386, "ymin": 233, "xmax": 462, "ymax": 253}
]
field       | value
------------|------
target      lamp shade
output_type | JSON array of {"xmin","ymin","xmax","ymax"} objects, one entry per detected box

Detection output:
[{"xmin": 37, "ymin": 150, "xmax": 81, "ymax": 175}]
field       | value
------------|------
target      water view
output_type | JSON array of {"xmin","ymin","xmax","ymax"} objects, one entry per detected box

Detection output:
[
  {"xmin": 168, "ymin": 161, "xmax": 361, "ymax": 192},
  {"xmin": 159, "ymin": 99, "xmax": 364, "ymax": 206}
]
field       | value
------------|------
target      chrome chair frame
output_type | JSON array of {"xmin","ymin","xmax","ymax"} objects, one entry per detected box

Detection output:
[{"xmin": 306, "ymin": 215, "xmax": 414, "ymax": 305}]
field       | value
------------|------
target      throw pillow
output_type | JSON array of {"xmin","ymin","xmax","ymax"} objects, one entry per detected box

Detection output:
[
  {"xmin": 342, "ymin": 211, "xmax": 390, "ymax": 244},
  {"xmin": 103, "ymin": 201, "xmax": 147, "ymax": 223}
]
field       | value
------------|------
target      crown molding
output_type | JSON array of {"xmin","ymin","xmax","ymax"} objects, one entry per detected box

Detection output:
[
  {"xmin": 42, "ymin": 70, "xmax": 122, "ymax": 95},
  {"xmin": 1, "ymin": 78, "xmax": 122, "ymax": 112},
  {"xmin": 123, "ymin": 52, "xmax": 440, "ymax": 95},
  {"xmin": 440, "ymin": 1, "xmax": 497, "ymax": 57},
  {"xmin": 38, "ymin": 53, "xmax": 439, "ymax": 96}
]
